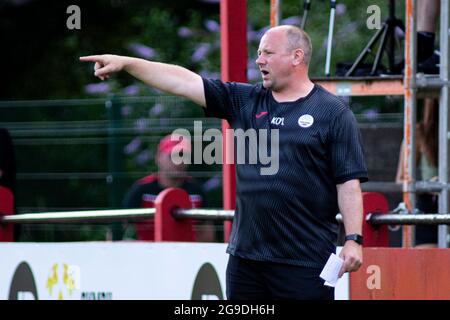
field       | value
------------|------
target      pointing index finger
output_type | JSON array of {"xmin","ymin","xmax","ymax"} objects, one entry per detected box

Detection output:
[{"xmin": 79, "ymin": 55, "xmax": 102, "ymax": 62}]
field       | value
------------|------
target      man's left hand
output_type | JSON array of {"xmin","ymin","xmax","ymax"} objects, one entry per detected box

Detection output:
[{"xmin": 338, "ymin": 241, "xmax": 363, "ymax": 277}]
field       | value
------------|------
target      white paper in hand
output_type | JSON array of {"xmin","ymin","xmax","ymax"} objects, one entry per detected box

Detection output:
[{"xmin": 319, "ymin": 253, "xmax": 344, "ymax": 287}]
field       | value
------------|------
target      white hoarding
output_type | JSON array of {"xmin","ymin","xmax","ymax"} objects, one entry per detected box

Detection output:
[{"xmin": 0, "ymin": 242, "xmax": 348, "ymax": 300}]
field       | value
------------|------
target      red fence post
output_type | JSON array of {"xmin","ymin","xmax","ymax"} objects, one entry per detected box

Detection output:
[
  {"xmin": 154, "ymin": 188, "xmax": 195, "ymax": 242},
  {"xmin": 362, "ymin": 192, "xmax": 389, "ymax": 247},
  {"xmin": 0, "ymin": 186, "xmax": 14, "ymax": 242},
  {"xmin": 220, "ymin": 0, "xmax": 247, "ymax": 243}
]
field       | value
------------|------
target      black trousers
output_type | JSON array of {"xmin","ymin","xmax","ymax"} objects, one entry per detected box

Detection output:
[{"xmin": 226, "ymin": 255, "xmax": 334, "ymax": 300}]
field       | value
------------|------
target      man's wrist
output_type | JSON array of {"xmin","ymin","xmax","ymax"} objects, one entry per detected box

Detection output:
[
  {"xmin": 122, "ymin": 56, "xmax": 134, "ymax": 72},
  {"xmin": 344, "ymin": 233, "xmax": 363, "ymax": 245}
]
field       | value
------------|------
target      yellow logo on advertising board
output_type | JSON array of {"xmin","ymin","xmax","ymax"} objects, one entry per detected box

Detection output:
[{"xmin": 46, "ymin": 263, "xmax": 80, "ymax": 300}]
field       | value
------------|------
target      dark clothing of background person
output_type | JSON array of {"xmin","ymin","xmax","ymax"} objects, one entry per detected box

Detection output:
[
  {"xmin": 121, "ymin": 173, "xmax": 205, "ymax": 241},
  {"xmin": 0, "ymin": 128, "xmax": 18, "ymax": 241},
  {"xmin": 0, "ymin": 128, "xmax": 16, "ymax": 193}
]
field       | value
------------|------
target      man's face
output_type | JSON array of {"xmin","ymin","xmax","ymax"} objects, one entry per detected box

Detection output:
[
  {"xmin": 156, "ymin": 151, "xmax": 188, "ymax": 179},
  {"xmin": 255, "ymin": 30, "xmax": 293, "ymax": 91}
]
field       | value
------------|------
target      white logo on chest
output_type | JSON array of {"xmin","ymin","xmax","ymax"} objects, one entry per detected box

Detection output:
[
  {"xmin": 271, "ymin": 117, "xmax": 285, "ymax": 126},
  {"xmin": 298, "ymin": 114, "xmax": 314, "ymax": 128}
]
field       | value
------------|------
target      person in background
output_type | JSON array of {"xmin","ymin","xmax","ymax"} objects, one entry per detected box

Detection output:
[
  {"xmin": 396, "ymin": 98, "xmax": 438, "ymax": 248},
  {"xmin": 417, "ymin": 0, "xmax": 440, "ymax": 74},
  {"xmin": 118, "ymin": 134, "xmax": 215, "ymax": 242}
]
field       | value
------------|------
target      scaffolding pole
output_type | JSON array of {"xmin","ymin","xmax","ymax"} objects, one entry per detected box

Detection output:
[
  {"xmin": 438, "ymin": 0, "xmax": 450, "ymax": 248},
  {"xmin": 403, "ymin": 0, "xmax": 418, "ymax": 248},
  {"xmin": 270, "ymin": 0, "xmax": 282, "ymax": 27}
]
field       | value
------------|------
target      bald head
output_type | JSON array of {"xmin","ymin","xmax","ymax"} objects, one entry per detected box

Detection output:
[{"xmin": 265, "ymin": 25, "xmax": 312, "ymax": 65}]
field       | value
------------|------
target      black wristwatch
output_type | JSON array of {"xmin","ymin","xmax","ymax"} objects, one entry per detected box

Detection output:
[{"xmin": 345, "ymin": 234, "xmax": 363, "ymax": 245}]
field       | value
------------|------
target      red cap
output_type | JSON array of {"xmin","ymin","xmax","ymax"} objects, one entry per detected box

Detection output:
[{"xmin": 158, "ymin": 134, "xmax": 191, "ymax": 155}]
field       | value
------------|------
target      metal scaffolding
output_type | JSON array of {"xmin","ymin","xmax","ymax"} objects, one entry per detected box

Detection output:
[{"xmin": 404, "ymin": 0, "xmax": 450, "ymax": 248}]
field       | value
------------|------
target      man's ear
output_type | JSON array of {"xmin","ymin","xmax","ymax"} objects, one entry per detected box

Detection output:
[{"xmin": 293, "ymin": 48, "xmax": 305, "ymax": 66}]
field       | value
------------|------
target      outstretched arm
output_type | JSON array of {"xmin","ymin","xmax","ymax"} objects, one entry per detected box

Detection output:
[{"xmin": 79, "ymin": 55, "xmax": 206, "ymax": 108}]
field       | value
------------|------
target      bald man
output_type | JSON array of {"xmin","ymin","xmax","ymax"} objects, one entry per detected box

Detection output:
[{"xmin": 81, "ymin": 25, "xmax": 368, "ymax": 300}]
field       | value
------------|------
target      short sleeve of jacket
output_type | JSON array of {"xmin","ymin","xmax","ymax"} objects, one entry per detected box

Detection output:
[
  {"xmin": 202, "ymin": 78, "xmax": 253, "ymax": 123},
  {"xmin": 329, "ymin": 108, "xmax": 369, "ymax": 184}
]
